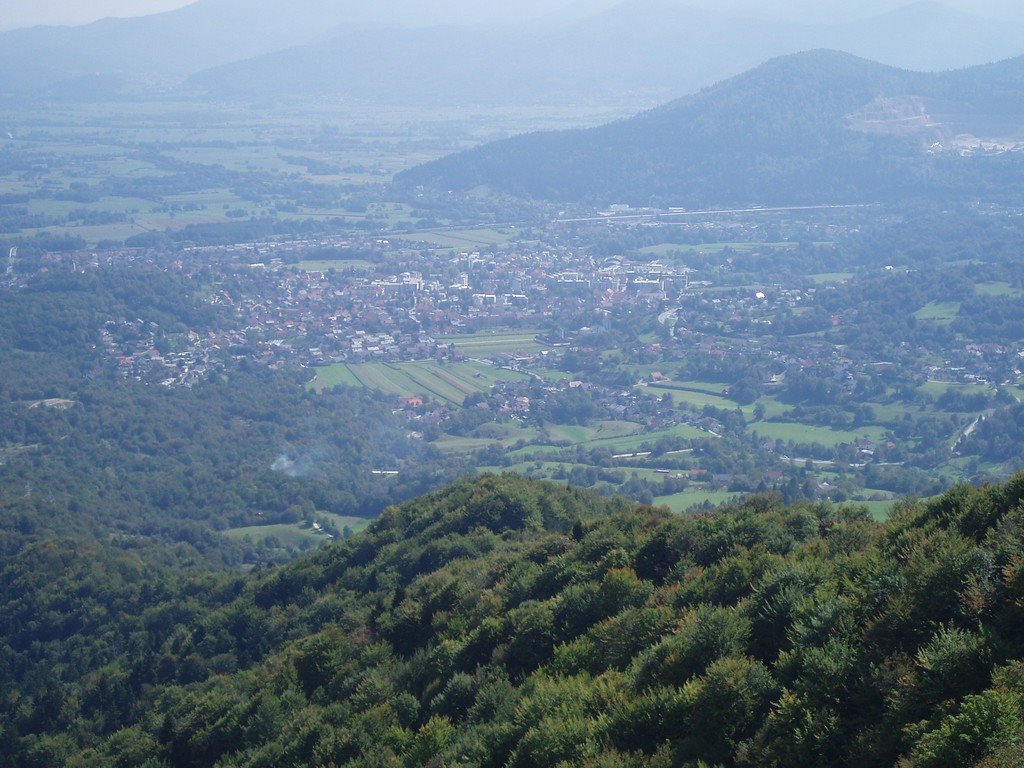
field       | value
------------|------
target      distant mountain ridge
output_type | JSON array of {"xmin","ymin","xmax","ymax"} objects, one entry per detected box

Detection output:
[
  {"xmin": 0, "ymin": 0, "xmax": 566, "ymax": 96},
  {"xmin": 187, "ymin": 0, "xmax": 1024, "ymax": 105},
  {"xmin": 186, "ymin": 1, "xmax": 801, "ymax": 105},
  {"xmin": 2, "ymin": 0, "xmax": 1024, "ymax": 106},
  {"xmin": 395, "ymin": 50, "xmax": 1024, "ymax": 207}
]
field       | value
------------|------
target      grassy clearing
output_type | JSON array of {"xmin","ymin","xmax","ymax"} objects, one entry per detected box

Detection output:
[
  {"xmin": 654, "ymin": 489, "xmax": 742, "ymax": 513},
  {"xmin": 640, "ymin": 384, "xmax": 734, "ymax": 410},
  {"xmin": 751, "ymin": 421, "xmax": 887, "ymax": 448},
  {"xmin": 308, "ymin": 361, "xmax": 529, "ymax": 402},
  {"xmin": 440, "ymin": 330, "xmax": 543, "ymax": 356},
  {"xmin": 672, "ymin": 379, "xmax": 734, "ymax": 394},
  {"xmin": 537, "ymin": 370, "xmax": 573, "ymax": 381},
  {"xmin": 421, "ymin": 360, "xmax": 525, "ymax": 392},
  {"xmin": 638, "ymin": 242, "xmax": 794, "ymax": 257},
  {"xmin": 913, "ymin": 301, "xmax": 960, "ymax": 323},
  {"xmin": 318, "ymin": 514, "xmax": 373, "ymax": 534},
  {"xmin": 223, "ymin": 515, "xmax": 371, "ymax": 548},
  {"xmin": 862, "ymin": 401, "xmax": 917, "ymax": 424},
  {"xmin": 223, "ymin": 523, "xmax": 324, "ymax": 548},
  {"xmin": 545, "ymin": 420, "xmax": 643, "ymax": 445},
  {"xmin": 404, "ymin": 228, "xmax": 515, "ymax": 248},
  {"xmin": 432, "ymin": 436, "xmax": 501, "ymax": 453},
  {"xmin": 918, "ymin": 380, "xmax": 993, "ymax": 399},
  {"xmin": 478, "ymin": 460, "xmax": 695, "ymax": 487},
  {"xmin": 391, "ymin": 363, "xmax": 466, "ymax": 403},
  {"xmin": 293, "ymin": 260, "xmax": 373, "ymax": 272},
  {"xmin": 585, "ymin": 424, "xmax": 709, "ymax": 453},
  {"xmin": 471, "ymin": 423, "xmax": 541, "ymax": 442},
  {"xmin": 975, "ymin": 281, "xmax": 1024, "ymax": 298},
  {"xmin": 808, "ymin": 272, "xmax": 855, "ymax": 284},
  {"xmin": 507, "ymin": 444, "xmax": 563, "ymax": 458},
  {"xmin": 308, "ymin": 365, "xmax": 363, "ymax": 391},
  {"xmin": 844, "ymin": 499, "xmax": 899, "ymax": 522},
  {"xmin": 640, "ymin": 383, "xmax": 789, "ymax": 422},
  {"xmin": 742, "ymin": 397, "xmax": 789, "ymax": 419}
]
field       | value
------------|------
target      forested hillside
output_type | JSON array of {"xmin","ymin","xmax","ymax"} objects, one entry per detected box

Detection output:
[
  {"xmin": 0, "ymin": 268, "xmax": 462, "ymax": 566},
  {"xmin": 5, "ymin": 471, "xmax": 1024, "ymax": 767},
  {"xmin": 397, "ymin": 50, "xmax": 1024, "ymax": 206}
]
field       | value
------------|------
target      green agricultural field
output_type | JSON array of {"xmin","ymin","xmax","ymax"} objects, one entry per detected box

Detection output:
[
  {"xmin": 611, "ymin": 466, "xmax": 692, "ymax": 481},
  {"xmin": 638, "ymin": 242, "xmax": 794, "ymax": 257},
  {"xmin": 471, "ymin": 422, "xmax": 541, "ymax": 442},
  {"xmin": 308, "ymin": 361, "xmax": 529, "ymax": 403},
  {"xmin": 507, "ymin": 444, "xmax": 564, "ymax": 458},
  {"xmin": 317, "ymin": 514, "xmax": 373, "ymax": 535},
  {"xmin": 344, "ymin": 364, "xmax": 415, "ymax": 397},
  {"xmin": 543, "ymin": 424, "xmax": 593, "ymax": 444},
  {"xmin": 478, "ymin": 460, "xmax": 696, "ymax": 491},
  {"xmin": 223, "ymin": 523, "xmax": 327, "ymax": 549},
  {"xmin": 750, "ymin": 421, "xmax": 888, "ymax": 448},
  {"xmin": 808, "ymin": 272, "xmax": 855, "ymax": 284},
  {"xmin": 440, "ymin": 329, "xmax": 543, "ymax": 356},
  {"xmin": 585, "ymin": 423, "xmax": 709, "ymax": 454},
  {"xmin": 307, "ymin": 364, "xmax": 363, "ymax": 391},
  {"xmin": 476, "ymin": 462, "xmax": 540, "ymax": 476},
  {"xmin": 640, "ymin": 383, "xmax": 734, "ymax": 410},
  {"xmin": 913, "ymin": 301, "xmax": 961, "ymax": 323},
  {"xmin": 431, "ymin": 436, "xmax": 500, "ymax": 453},
  {"xmin": 918, "ymin": 380, "xmax": 993, "ymax": 399},
  {"xmin": 391, "ymin": 363, "xmax": 466, "ymax": 403},
  {"xmin": 545, "ymin": 420, "xmax": 642, "ymax": 445},
  {"xmin": 741, "ymin": 397, "xmax": 789, "ymax": 419},
  {"xmin": 420, "ymin": 361, "xmax": 507, "ymax": 393},
  {"xmin": 671, "ymin": 379, "xmax": 734, "ymax": 394},
  {"xmin": 654, "ymin": 489, "xmax": 742, "ymax": 513},
  {"xmin": 223, "ymin": 515, "xmax": 371, "ymax": 549},
  {"xmin": 538, "ymin": 370, "xmax": 574, "ymax": 382},
  {"xmin": 975, "ymin": 281, "xmax": 1024, "ymax": 298},
  {"xmin": 405, "ymin": 228, "xmax": 515, "ymax": 248},
  {"xmin": 293, "ymin": 260, "xmax": 373, "ymax": 272},
  {"xmin": 853, "ymin": 500, "xmax": 899, "ymax": 521},
  {"xmin": 163, "ymin": 189, "xmax": 250, "ymax": 209},
  {"xmin": 861, "ymin": 401, "xmax": 916, "ymax": 424}
]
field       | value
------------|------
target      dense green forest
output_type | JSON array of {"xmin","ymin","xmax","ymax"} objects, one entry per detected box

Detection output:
[
  {"xmin": 0, "ymin": 370, "xmax": 457, "ymax": 563},
  {"xmin": 0, "ymin": 269, "xmax": 464, "ymax": 565},
  {"xmin": 4, "ymin": 471, "xmax": 1023, "ymax": 767}
]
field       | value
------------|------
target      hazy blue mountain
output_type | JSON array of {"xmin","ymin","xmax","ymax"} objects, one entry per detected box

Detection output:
[
  {"xmin": 2, "ymin": 0, "xmax": 1023, "ymax": 104},
  {"xmin": 188, "ymin": 0, "xmax": 1024, "ymax": 107},
  {"xmin": 188, "ymin": 0, "xmax": 803, "ymax": 105},
  {"xmin": 395, "ymin": 50, "xmax": 1024, "ymax": 207},
  {"xmin": 678, "ymin": 0, "xmax": 1024, "ymax": 23},
  {"xmin": 0, "ymin": 0, "xmax": 342, "ymax": 94},
  {"xmin": 822, "ymin": 1, "xmax": 1024, "ymax": 70},
  {"xmin": 0, "ymin": 0, "xmax": 570, "ymax": 95}
]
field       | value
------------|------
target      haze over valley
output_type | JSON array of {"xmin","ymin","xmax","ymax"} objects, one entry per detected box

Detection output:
[{"xmin": 5, "ymin": 0, "xmax": 1024, "ymax": 105}]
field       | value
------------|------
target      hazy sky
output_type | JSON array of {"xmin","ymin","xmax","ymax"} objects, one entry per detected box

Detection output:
[
  {"xmin": 2, "ymin": 0, "xmax": 1022, "ymax": 32},
  {"xmin": 0, "ymin": 0, "xmax": 194, "ymax": 30}
]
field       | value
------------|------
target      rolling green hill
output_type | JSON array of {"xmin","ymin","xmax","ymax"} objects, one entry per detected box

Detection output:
[{"xmin": 4, "ymin": 471, "xmax": 1024, "ymax": 766}]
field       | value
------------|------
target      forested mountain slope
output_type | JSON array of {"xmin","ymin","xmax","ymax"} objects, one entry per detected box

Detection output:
[
  {"xmin": 4, "ymin": 471, "xmax": 1024, "ymax": 767},
  {"xmin": 0, "ymin": 268, "xmax": 458, "ymax": 566},
  {"xmin": 396, "ymin": 50, "xmax": 1024, "ymax": 206}
]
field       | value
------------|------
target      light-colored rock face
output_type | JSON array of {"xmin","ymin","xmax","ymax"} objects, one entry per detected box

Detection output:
[{"xmin": 847, "ymin": 95, "xmax": 1024, "ymax": 153}]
